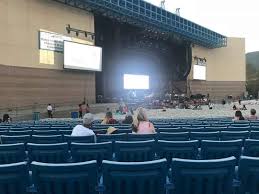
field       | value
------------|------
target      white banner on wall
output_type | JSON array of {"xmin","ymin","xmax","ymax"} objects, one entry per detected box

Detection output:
[{"xmin": 39, "ymin": 31, "xmax": 71, "ymax": 52}]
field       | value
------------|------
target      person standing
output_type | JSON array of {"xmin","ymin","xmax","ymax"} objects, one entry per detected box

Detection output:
[
  {"xmin": 47, "ymin": 104, "xmax": 53, "ymax": 118},
  {"xmin": 78, "ymin": 104, "xmax": 83, "ymax": 119}
]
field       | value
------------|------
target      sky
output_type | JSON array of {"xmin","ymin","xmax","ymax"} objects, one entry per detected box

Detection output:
[{"xmin": 145, "ymin": 0, "xmax": 259, "ymax": 53}]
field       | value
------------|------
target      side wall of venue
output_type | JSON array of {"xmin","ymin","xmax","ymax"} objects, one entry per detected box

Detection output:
[
  {"xmin": 0, "ymin": 0, "xmax": 96, "ymax": 109},
  {"xmin": 189, "ymin": 37, "xmax": 246, "ymax": 99}
]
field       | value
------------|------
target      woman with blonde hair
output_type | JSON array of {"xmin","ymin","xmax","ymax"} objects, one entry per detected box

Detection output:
[{"xmin": 133, "ymin": 107, "xmax": 155, "ymax": 134}]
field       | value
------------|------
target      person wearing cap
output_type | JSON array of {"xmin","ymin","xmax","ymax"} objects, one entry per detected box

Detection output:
[{"xmin": 71, "ymin": 113, "xmax": 95, "ymax": 137}]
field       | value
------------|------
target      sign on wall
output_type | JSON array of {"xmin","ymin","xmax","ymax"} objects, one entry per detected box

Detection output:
[{"xmin": 39, "ymin": 31, "xmax": 71, "ymax": 52}]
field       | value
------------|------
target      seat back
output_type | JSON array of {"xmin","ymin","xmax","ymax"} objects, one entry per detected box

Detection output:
[
  {"xmin": 32, "ymin": 130, "xmax": 60, "ymax": 136},
  {"xmin": 102, "ymin": 159, "xmax": 167, "ymax": 194},
  {"xmin": 115, "ymin": 140, "xmax": 156, "ymax": 162},
  {"xmin": 220, "ymin": 131, "xmax": 249, "ymax": 141},
  {"xmin": 172, "ymin": 157, "xmax": 236, "ymax": 194},
  {"xmin": 32, "ymin": 161, "xmax": 97, "ymax": 194},
  {"xmin": 0, "ymin": 162, "xmax": 29, "ymax": 194},
  {"xmin": 8, "ymin": 130, "xmax": 32, "ymax": 136},
  {"xmin": 1, "ymin": 135, "xmax": 30, "ymax": 144},
  {"xmin": 158, "ymin": 132, "xmax": 189, "ymax": 141},
  {"xmin": 27, "ymin": 143, "xmax": 69, "ymax": 163},
  {"xmin": 0, "ymin": 143, "xmax": 26, "ymax": 164},
  {"xmin": 97, "ymin": 133, "xmax": 127, "ymax": 143},
  {"xmin": 157, "ymin": 140, "xmax": 199, "ymax": 164},
  {"xmin": 71, "ymin": 142, "xmax": 112, "ymax": 164},
  {"xmin": 201, "ymin": 140, "xmax": 242, "ymax": 160},
  {"xmin": 243, "ymin": 139, "xmax": 259, "ymax": 157},
  {"xmin": 30, "ymin": 135, "xmax": 64, "ymax": 144},
  {"xmin": 250, "ymin": 131, "xmax": 259, "ymax": 140},
  {"xmin": 127, "ymin": 133, "xmax": 157, "ymax": 141},
  {"xmin": 64, "ymin": 135, "xmax": 95, "ymax": 144},
  {"xmin": 239, "ymin": 156, "xmax": 259, "ymax": 194},
  {"xmin": 190, "ymin": 131, "xmax": 219, "ymax": 141}
]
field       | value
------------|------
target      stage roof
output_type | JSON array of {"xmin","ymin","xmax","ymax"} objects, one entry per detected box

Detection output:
[{"xmin": 53, "ymin": 0, "xmax": 227, "ymax": 48}]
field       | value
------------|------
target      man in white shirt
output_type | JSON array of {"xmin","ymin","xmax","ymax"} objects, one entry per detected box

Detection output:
[
  {"xmin": 47, "ymin": 104, "xmax": 53, "ymax": 118},
  {"xmin": 71, "ymin": 113, "xmax": 95, "ymax": 137}
]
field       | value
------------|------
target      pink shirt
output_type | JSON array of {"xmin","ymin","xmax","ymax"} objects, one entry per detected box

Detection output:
[{"xmin": 137, "ymin": 121, "xmax": 155, "ymax": 134}]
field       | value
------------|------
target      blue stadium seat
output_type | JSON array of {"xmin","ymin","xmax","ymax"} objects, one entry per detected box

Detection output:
[
  {"xmin": 171, "ymin": 156, "xmax": 236, "ymax": 194},
  {"xmin": 59, "ymin": 130, "xmax": 72, "ymax": 135},
  {"xmin": 127, "ymin": 133, "xmax": 157, "ymax": 141},
  {"xmin": 71, "ymin": 142, "xmax": 112, "ymax": 165},
  {"xmin": 220, "ymin": 131, "xmax": 249, "ymax": 141},
  {"xmin": 102, "ymin": 159, "xmax": 167, "ymax": 194},
  {"xmin": 32, "ymin": 130, "xmax": 60, "ymax": 136},
  {"xmin": 158, "ymin": 132, "xmax": 189, "ymax": 141},
  {"xmin": 157, "ymin": 140, "xmax": 199, "ymax": 164},
  {"xmin": 1, "ymin": 135, "xmax": 30, "ymax": 144},
  {"xmin": 30, "ymin": 135, "xmax": 64, "ymax": 144},
  {"xmin": 63, "ymin": 135, "xmax": 95, "ymax": 144},
  {"xmin": 228, "ymin": 126, "xmax": 250, "ymax": 131},
  {"xmin": 201, "ymin": 140, "xmax": 242, "ymax": 160},
  {"xmin": 27, "ymin": 143, "xmax": 69, "ymax": 163},
  {"xmin": 190, "ymin": 131, "xmax": 220, "ymax": 146},
  {"xmin": 30, "ymin": 126, "xmax": 50, "ymax": 131},
  {"xmin": 0, "ymin": 143, "xmax": 26, "ymax": 164},
  {"xmin": 8, "ymin": 130, "xmax": 32, "ymax": 136},
  {"xmin": 93, "ymin": 129, "xmax": 107, "ymax": 134},
  {"xmin": 114, "ymin": 140, "xmax": 156, "ymax": 162},
  {"xmin": 250, "ymin": 126, "xmax": 259, "ymax": 131},
  {"xmin": 158, "ymin": 127, "xmax": 187, "ymax": 133},
  {"xmin": 113, "ymin": 129, "xmax": 132, "ymax": 134},
  {"xmin": 239, "ymin": 156, "xmax": 259, "ymax": 194},
  {"xmin": 204, "ymin": 126, "xmax": 227, "ymax": 132},
  {"xmin": 250, "ymin": 131, "xmax": 259, "ymax": 139},
  {"xmin": 243, "ymin": 139, "xmax": 259, "ymax": 157},
  {"xmin": 182, "ymin": 127, "xmax": 204, "ymax": 132},
  {"xmin": 0, "ymin": 162, "xmax": 29, "ymax": 194},
  {"xmin": 154, "ymin": 125, "xmax": 172, "ymax": 129},
  {"xmin": 97, "ymin": 133, "xmax": 127, "ymax": 143},
  {"xmin": 32, "ymin": 160, "xmax": 97, "ymax": 194},
  {"xmin": 50, "ymin": 126, "xmax": 71, "ymax": 131}
]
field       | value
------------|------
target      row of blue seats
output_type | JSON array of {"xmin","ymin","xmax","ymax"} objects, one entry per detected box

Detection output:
[
  {"xmin": 2, "ymin": 131, "xmax": 259, "ymax": 144},
  {"xmin": 1, "ymin": 139, "xmax": 259, "ymax": 165},
  {"xmin": 1, "ymin": 156, "xmax": 258, "ymax": 194}
]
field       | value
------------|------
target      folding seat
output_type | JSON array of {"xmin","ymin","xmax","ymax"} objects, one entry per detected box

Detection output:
[
  {"xmin": 117, "ymin": 125, "xmax": 132, "ymax": 130},
  {"xmin": 97, "ymin": 133, "xmax": 127, "ymax": 143},
  {"xmin": 93, "ymin": 129, "xmax": 107, "ymax": 134},
  {"xmin": 127, "ymin": 133, "xmax": 157, "ymax": 141},
  {"xmin": 204, "ymin": 126, "xmax": 227, "ymax": 132},
  {"xmin": 154, "ymin": 125, "xmax": 172, "ymax": 129},
  {"xmin": 158, "ymin": 127, "xmax": 186, "ymax": 133},
  {"xmin": 32, "ymin": 160, "xmax": 97, "ymax": 194},
  {"xmin": 9, "ymin": 127, "xmax": 28, "ymax": 131},
  {"xmin": 239, "ymin": 156, "xmax": 259, "ymax": 194},
  {"xmin": 250, "ymin": 131, "xmax": 259, "ymax": 140},
  {"xmin": 171, "ymin": 156, "xmax": 236, "ymax": 194},
  {"xmin": 30, "ymin": 135, "xmax": 64, "ymax": 144},
  {"xmin": 64, "ymin": 135, "xmax": 95, "ymax": 144},
  {"xmin": 243, "ymin": 139, "xmax": 259, "ymax": 157},
  {"xmin": 50, "ymin": 126, "xmax": 71, "ymax": 131},
  {"xmin": 231, "ymin": 123, "xmax": 250, "ymax": 127},
  {"xmin": 0, "ymin": 143, "xmax": 26, "ymax": 164},
  {"xmin": 220, "ymin": 131, "xmax": 249, "ymax": 141},
  {"xmin": 102, "ymin": 159, "xmax": 167, "ymax": 194},
  {"xmin": 227, "ymin": 126, "xmax": 250, "ymax": 131},
  {"xmin": 201, "ymin": 140, "xmax": 242, "ymax": 160},
  {"xmin": 30, "ymin": 126, "xmax": 50, "ymax": 131},
  {"xmin": 0, "ymin": 162, "xmax": 29, "ymax": 194},
  {"xmin": 192, "ymin": 124, "xmax": 210, "ymax": 128},
  {"xmin": 114, "ymin": 140, "xmax": 156, "ymax": 162},
  {"xmin": 182, "ymin": 127, "xmax": 204, "ymax": 132},
  {"xmin": 113, "ymin": 129, "xmax": 132, "ymax": 134},
  {"xmin": 59, "ymin": 129, "xmax": 73, "ymax": 135},
  {"xmin": 250, "ymin": 126, "xmax": 259, "ymax": 131},
  {"xmin": 8, "ymin": 130, "xmax": 32, "ymax": 136},
  {"xmin": 27, "ymin": 143, "xmax": 69, "ymax": 163},
  {"xmin": 0, "ymin": 130, "xmax": 8, "ymax": 136},
  {"xmin": 32, "ymin": 130, "xmax": 60, "ymax": 136},
  {"xmin": 158, "ymin": 132, "xmax": 189, "ymax": 141},
  {"xmin": 157, "ymin": 140, "xmax": 199, "ymax": 165},
  {"xmin": 1, "ymin": 135, "xmax": 30, "ymax": 144},
  {"xmin": 190, "ymin": 132, "xmax": 220, "ymax": 146},
  {"xmin": 71, "ymin": 142, "xmax": 112, "ymax": 165}
]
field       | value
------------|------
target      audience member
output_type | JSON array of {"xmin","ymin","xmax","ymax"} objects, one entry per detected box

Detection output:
[
  {"xmin": 122, "ymin": 113, "xmax": 133, "ymax": 124},
  {"xmin": 85, "ymin": 103, "xmax": 90, "ymax": 113},
  {"xmin": 2, "ymin": 114, "xmax": 10, "ymax": 123},
  {"xmin": 47, "ymin": 104, "xmax": 53, "ymax": 118},
  {"xmin": 71, "ymin": 113, "xmax": 95, "ymax": 137},
  {"xmin": 233, "ymin": 104, "xmax": 237, "ymax": 110},
  {"xmin": 78, "ymin": 104, "xmax": 83, "ymax": 119},
  {"xmin": 247, "ymin": 109, "xmax": 258, "ymax": 120},
  {"xmin": 233, "ymin": 110, "xmax": 245, "ymax": 121},
  {"xmin": 133, "ymin": 107, "xmax": 155, "ymax": 134},
  {"xmin": 101, "ymin": 111, "xmax": 118, "ymax": 124},
  {"xmin": 106, "ymin": 127, "xmax": 118, "ymax": 134}
]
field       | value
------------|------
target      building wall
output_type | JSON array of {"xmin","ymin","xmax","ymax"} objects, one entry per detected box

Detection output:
[
  {"xmin": 189, "ymin": 37, "xmax": 246, "ymax": 99},
  {"xmin": 0, "ymin": 0, "xmax": 96, "ymax": 107}
]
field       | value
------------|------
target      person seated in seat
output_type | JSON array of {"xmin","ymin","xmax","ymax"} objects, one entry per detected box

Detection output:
[
  {"xmin": 3, "ymin": 114, "xmax": 11, "ymax": 123},
  {"xmin": 101, "ymin": 111, "xmax": 118, "ymax": 125},
  {"xmin": 247, "ymin": 109, "xmax": 258, "ymax": 120},
  {"xmin": 122, "ymin": 113, "xmax": 133, "ymax": 124},
  {"xmin": 233, "ymin": 110, "xmax": 245, "ymax": 121},
  {"xmin": 133, "ymin": 107, "xmax": 155, "ymax": 134},
  {"xmin": 71, "ymin": 113, "xmax": 95, "ymax": 137}
]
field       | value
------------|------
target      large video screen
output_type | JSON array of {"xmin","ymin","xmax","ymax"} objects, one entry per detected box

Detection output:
[
  {"xmin": 64, "ymin": 41, "xmax": 102, "ymax": 71},
  {"xmin": 193, "ymin": 65, "xmax": 206, "ymax": 80},
  {"xmin": 123, "ymin": 74, "xmax": 150, "ymax": 90}
]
